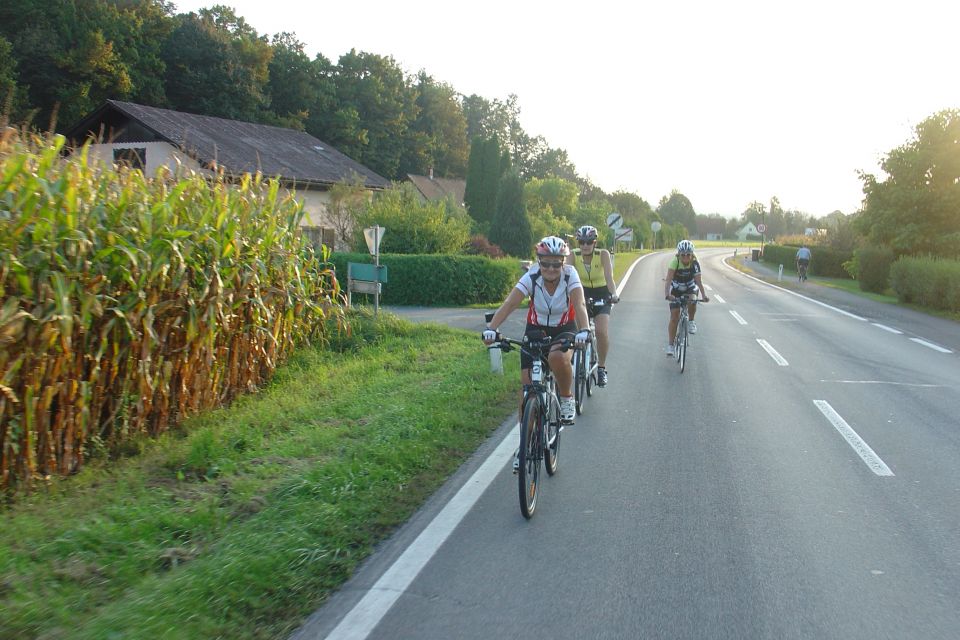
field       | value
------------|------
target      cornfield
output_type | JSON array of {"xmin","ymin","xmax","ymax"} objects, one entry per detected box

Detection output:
[{"xmin": 0, "ymin": 129, "xmax": 343, "ymax": 493}]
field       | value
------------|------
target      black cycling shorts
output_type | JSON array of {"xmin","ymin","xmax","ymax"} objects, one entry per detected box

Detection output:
[
  {"xmin": 521, "ymin": 322, "xmax": 576, "ymax": 370},
  {"xmin": 583, "ymin": 286, "xmax": 613, "ymax": 317}
]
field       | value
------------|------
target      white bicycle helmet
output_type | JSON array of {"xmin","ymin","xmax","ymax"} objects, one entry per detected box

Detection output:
[
  {"xmin": 535, "ymin": 236, "xmax": 570, "ymax": 257},
  {"xmin": 575, "ymin": 225, "xmax": 599, "ymax": 242},
  {"xmin": 676, "ymin": 239, "xmax": 695, "ymax": 254}
]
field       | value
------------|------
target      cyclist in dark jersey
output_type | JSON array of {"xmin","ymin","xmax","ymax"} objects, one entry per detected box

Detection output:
[
  {"xmin": 567, "ymin": 225, "xmax": 618, "ymax": 386},
  {"xmin": 664, "ymin": 239, "xmax": 709, "ymax": 356}
]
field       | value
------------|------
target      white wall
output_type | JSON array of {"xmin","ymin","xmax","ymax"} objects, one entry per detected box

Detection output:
[{"xmin": 85, "ymin": 141, "xmax": 209, "ymax": 177}]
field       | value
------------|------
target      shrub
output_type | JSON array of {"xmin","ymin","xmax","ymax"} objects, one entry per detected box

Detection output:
[
  {"xmin": 890, "ymin": 256, "xmax": 960, "ymax": 312},
  {"xmin": 852, "ymin": 246, "xmax": 895, "ymax": 293}
]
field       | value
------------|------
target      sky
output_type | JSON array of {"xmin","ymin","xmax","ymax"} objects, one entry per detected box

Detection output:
[{"xmin": 173, "ymin": 0, "xmax": 960, "ymax": 218}]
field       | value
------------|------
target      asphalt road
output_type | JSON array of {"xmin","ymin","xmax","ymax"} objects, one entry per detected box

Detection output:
[{"xmin": 294, "ymin": 249, "xmax": 960, "ymax": 640}]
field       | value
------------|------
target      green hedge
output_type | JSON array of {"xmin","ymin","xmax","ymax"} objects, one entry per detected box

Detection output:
[
  {"xmin": 890, "ymin": 256, "xmax": 960, "ymax": 312},
  {"xmin": 762, "ymin": 243, "xmax": 852, "ymax": 278},
  {"xmin": 851, "ymin": 246, "xmax": 896, "ymax": 293},
  {"xmin": 332, "ymin": 253, "xmax": 518, "ymax": 305}
]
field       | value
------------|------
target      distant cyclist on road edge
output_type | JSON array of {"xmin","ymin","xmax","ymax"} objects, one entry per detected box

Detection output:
[
  {"xmin": 664, "ymin": 239, "xmax": 709, "ymax": 356},
  {"xmin": 567, "ymin": 225, "xmax": 619, "ymax": 386},
  {"xmin": 482, "ymin": 236, "xmax": 591, "ymax": 425},
  {"xmin": 796, "ymin": 244, "xmax": 812, "ymax": 281}
]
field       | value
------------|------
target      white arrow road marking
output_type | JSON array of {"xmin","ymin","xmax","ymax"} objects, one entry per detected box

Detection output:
[
  {"xmin": 756, "ymin": 339, "xmax": 788, "ymax": 366},
  {"xmin": 813, "ymin": 400, "xmax": 894, "ymax": 476}
]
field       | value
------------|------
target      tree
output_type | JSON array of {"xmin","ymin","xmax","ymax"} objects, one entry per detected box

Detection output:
[
  {"xmin": 856, "ymin": 109, "xmax": 960, "ymax": 256},
  {"xmin": 162, "ymin": 8, "xmax": 272, "ymax": 123},
  {"xmin": 463, "ymin": 136, "xmax": 501, "ymax": 229},
  {"xmin": 402, "ymin": 72, "xmax": 469, "ymax": 177},
  {"xmin": 489, "ymin": 169, "xmax": 532, "ymax": 257},
  {"xmin": 334, "ymin": 50, "xmax": 418, "ymax": 180},
  {"xmin": 265, "ymin": 33, "xmax": 328, "ymax": 130},
  {"xmin": 325, "ymin": 174, "xmax": 370, "ymax": 247},
  {"xmin": 657, "ymin": 190, "xmax": 697, "ymax": 235},
  {"xmin": 352, "ymin": 183, "xmax": 471, "ymax": 254}
]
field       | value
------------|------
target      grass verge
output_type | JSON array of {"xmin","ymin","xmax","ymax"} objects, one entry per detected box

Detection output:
[{"xmin": 0, "ymin": 310, "xmax": 517, "ymax": 640}]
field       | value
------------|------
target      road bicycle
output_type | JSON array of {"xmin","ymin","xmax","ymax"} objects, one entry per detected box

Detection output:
[
  {"xmin": 490, "ymin": 332, "xmax": 577, "ymax": 518},
  {"xmin": 672, "ymin": 294, "xmax": 706, "ymax": 373},
  {"xmin": 797, "ymin": 261, "xmax": 809, "ymax": 282},
  {"xmin": 573, "ymin": 296, "xmax": 614, "ymax": 414}
]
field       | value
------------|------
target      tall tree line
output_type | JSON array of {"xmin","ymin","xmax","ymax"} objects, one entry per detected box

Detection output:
[{"xmin": 0, "ymin": 0, "xmax": 584, "ymax": 185}]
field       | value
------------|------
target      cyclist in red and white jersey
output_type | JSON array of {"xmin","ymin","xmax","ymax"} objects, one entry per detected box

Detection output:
[{"xmin": 482, "ymin": 236, "xmax": 591, "ymax": 424}]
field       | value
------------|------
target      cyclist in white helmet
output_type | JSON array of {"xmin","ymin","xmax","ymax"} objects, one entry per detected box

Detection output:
[
  {"xmin": 483, "ymin": 236, "xmax": 591, "ymax": 425},
  {"xmin": 568, "ymin": 225, "xmax": 618, "ymax": 386},
  {"xmin": 664, "ymin": 239, "xmax": 708, "ymax": 356}
]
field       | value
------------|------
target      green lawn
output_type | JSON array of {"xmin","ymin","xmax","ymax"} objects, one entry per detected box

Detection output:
[{"xmin": 0, "ymin": 311, "xmax": 517, "ymax": 640}]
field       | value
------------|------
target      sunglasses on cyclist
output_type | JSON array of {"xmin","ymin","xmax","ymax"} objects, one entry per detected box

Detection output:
[
  {"xmin": 539, "ymin": 260, "xmax": 563, "ymax": 269},
  {"xmin": 578, "ymin": 239, "xmax": 596, "ymax": 245},
  {"xmin": 679, "ymin": 253, "xmax": 693, "ymax": 258}
]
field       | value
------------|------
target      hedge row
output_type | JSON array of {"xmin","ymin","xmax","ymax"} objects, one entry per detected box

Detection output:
[
  {"xmin": 331, "ymin": 253, "xmax": 518, "ymax": 306},
  {"xmin": 761, "ymin": 243, "xmax": 852, "ymax": 278},
  {"xmin": 890, "ymin": 256, "xmax": 960, "ymax": 312}
]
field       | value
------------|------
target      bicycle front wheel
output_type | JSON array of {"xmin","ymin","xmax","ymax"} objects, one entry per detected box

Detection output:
[
  {"xmin": 585, "ymin": 340, "xmax": 596, "ymax": 397},
  {"xmin": 518, "ymin": 396, "xmax": 542, "ymax": 518},
  {"xmin": 677, "ymin": 318, "xmax": 688, "ymax": 373}
]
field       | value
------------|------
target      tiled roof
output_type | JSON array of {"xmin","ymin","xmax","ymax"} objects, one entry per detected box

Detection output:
[
  {"xmin": 65, "ymin": 100, "xmax": 391, "ymax": 189},
  {"xmin": 406, "ymin": 173, "xmax": 466, "ymax": 204}
]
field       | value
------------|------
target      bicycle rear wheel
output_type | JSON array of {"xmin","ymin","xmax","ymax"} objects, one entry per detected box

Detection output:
[
  {"xmin": 518, "ymin": 396, "xmax": 542, "ymax": 518},
  {"xmin": 543, "ymin": 393, "xmax": 560, "ymax": 476},
  {"xmin": 573, "ymin": 348, "xmax": 586, "ymax": 414}
]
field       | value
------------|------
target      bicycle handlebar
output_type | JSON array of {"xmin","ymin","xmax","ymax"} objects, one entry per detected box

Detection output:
[{"xmin": 488, "ymin": 334, "xmax": 579, "ymax": 356}]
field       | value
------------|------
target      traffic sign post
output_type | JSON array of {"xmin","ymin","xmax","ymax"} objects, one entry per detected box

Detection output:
[
  {"xmin": 651, "ymin": 221, "xmax": 661, "ymax": 250},
  {"xmin": 756, "ymin": 223, "xmax": 766, "ymax": 254}
]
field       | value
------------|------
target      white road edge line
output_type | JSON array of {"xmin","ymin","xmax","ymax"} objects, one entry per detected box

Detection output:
[
  {"xmin": 729, "ymin": 310, "xmax": 748, "ymax": 325},
  {"xmin": 756, "ymin": 338, "xmax": 789, "ymax": 366},
  {"xmin": 871, "ymin": 322, "xmax": 903, "ymax": 334},
  {"xmin": 722, "ymin": 259, "xmax": 868, "ymax": 321},
  {"xmin": 813, "ymin": 400, "xmax": 894, "ymax": 476},
  {"xmin": 323, "ymin": 423, "xmax": 520, "ymax": 640},
  {"xmin": 909, "ymin": 338, "xmax": 953, "ymax": 354},
  {"xmin": 616, "ymin": 252, "xmax": 658, "ymax": 297}
]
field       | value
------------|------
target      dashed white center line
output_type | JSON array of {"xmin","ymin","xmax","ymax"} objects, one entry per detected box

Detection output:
[
  {"xmin": 813, "ymin": 400, "xmax": 894, "ymax": 476},
  {"xmin": 871, "ymin": 323, "xmax": 903, "ymax": 334},
  {"xmin": 909, "ymin": 338, "xmax": 953, "ymax": 353},
  {"xmin": 756, "ymin": 339, "xmax": 789, "ymax": 366},
  {"xmin": 729, "ymin": 310, "xmax": 748, "ymax": 325},
  {"xmin": 712, "ymin": 294, "xmax": 726, "ymax": 304}
]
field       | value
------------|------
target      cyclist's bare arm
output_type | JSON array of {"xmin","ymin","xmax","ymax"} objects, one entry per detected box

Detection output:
[
  {"xmin": 601, "ymin": 250, "xmax": 617, "ymax": 297},
  {"xmin": 695, "ymin": 274, "xmax": 709, "ymax": 302},
  {"xmin": 570, "ymin": 286, "xmax": 590, "ymax": 332}
]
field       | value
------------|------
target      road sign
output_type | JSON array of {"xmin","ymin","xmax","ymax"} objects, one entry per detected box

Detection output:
[
  {"xmin": 606, "ymin": 212, "xmax": 623, "ymax": 230},
  {"xmin": 756, "ymin": 223, "xmax": 766, "ymax": 233},
  {"xmin": 615, "ymin": 227, "xmax": 633, "ymax": 242},
  {"xmin": 651, "ymin": 221, "xmax": 662, "ymax": 232}
]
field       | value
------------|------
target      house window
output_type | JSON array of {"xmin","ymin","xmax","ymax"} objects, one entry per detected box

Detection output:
[
  {"xmin": 300, "ymin": 226, "xmax": 337, "ymax": 250},
  {"xmin": 113, "ymin": 147, "xmax": 146, "ymax": 170}
]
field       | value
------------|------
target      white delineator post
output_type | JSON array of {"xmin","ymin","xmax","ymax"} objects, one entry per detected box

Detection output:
[{"xmin": 485, "ymin": 311, "xmax": 502, "ymax": 374}]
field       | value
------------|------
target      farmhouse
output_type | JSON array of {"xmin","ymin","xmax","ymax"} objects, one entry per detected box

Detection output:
[{"xmin": 65, "ymin": 100, "xmax": 391, "ymax": 248}]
